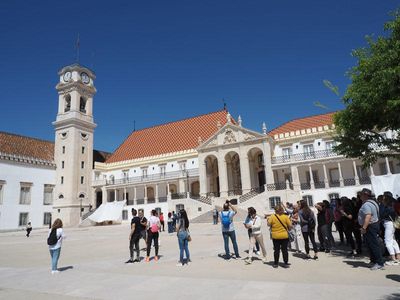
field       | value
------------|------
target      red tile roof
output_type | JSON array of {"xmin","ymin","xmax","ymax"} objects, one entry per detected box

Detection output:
[
  {"xmin": 268, "ymin": 112, "xmax": 336, "ymax": 137},
  {"xmin": 106, "ymin": 110, "xmax": 233, "ymax": 163},
  {"xmin": 0, "ymin": 131, "xmax": 55, "ymax": 161}
]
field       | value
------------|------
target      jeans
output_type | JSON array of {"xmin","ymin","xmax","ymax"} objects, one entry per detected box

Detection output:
[
  {"xmin": 168, "ymin": 222, "xmax": 174, "ymax": 233},
  {"xmin": 302, "ymin": 231, "xmax": 318, "ymax": 254},
  {"xmin": 178, "ymin": 231, "xmax": 190, "ymax": 263},
  {"xmin": 272, "ymin": 239, "xmax": 289, "ymax": 264},
  {"xmin": 222, "ymin": 230, "xmax": 239, "ymax": 257},
  {"xmin": 129, "ymin": 234, "xmax": 140, "ymax": 260},
  {"xmin": 213, "ymin": 216, "xmax": 218, "ymax": 225},
  {"xmin": 146, "ymin": 231, "xmax": 159, "ymax": 257},
  {"xmin": 365, "ymin": 222, "xmax": 384, "ymax": 266},
  {"xmin": 49, "ymin": 248, "xmax": 61, "ymax": 271},
  {"xmin": 334, "ymin": 220, "xmax": 344, "ymax": 244},
  {"xmin": 318, "ymin": 224, "xmax": 331, "ymax": 250}
]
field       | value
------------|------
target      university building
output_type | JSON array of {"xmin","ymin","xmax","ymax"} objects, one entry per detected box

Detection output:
[{"xmin": 0, "ymin": 63, "xmax": 399, "ymax": 230}]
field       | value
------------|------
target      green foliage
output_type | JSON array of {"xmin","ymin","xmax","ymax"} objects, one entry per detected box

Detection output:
[{"xmin": 334, "ymin": 9, "xmax": 400, "ymax": 166}]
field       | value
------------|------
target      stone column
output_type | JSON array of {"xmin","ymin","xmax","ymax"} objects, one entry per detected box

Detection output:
[
  {"xmin": 338, "ymin": 162, "xmax": 344, "ymax": 187},
  {"xmin": 155, "ymin": 184, "xmax": 159, "ymax": 202},
  {"xmin": 385, "ymin": 157, "xmax": 392, "ymax": 174},
  {"xmin": 308, "ymin": 165, "xmax": 315, "ymax": 189},
  {"xmin": 239, "ymin": 155, "xmax": 251, "ymax": 194},
  {"xmin": 144, "ymin": 185, "xmax": 147, "ymax": 204},
  {"xmin": 101, "ymin": 186, "xmax": 107, "ymax": 204},
  {"xmin": 123, "ymin": 187, "xmax": 127, "ymax": 201},
  {"xmin": 114, "ymin": 188, "xmax": 117, "ymax": 201},
  {"xmin": 353, "ymin": 161, "xmax": 360, "ymax": 185},
  {"xmin": 199, "ymin": 160, "xmax": 207, "ymax": 196},
  {"xmin": 323, "ymin": 164, "xmax": 329, "ymax": 187},
  {"xmin": 262, "ymin": 141, "xmax": 274, "ymax": 185},
  {"xmin": 290, "ymin": 165, "xmax": 300, "ymax": 191},
  {"xmin": 218, "ymin": 157, "xmax": 229, "ymax": 198},
  {"xmin": 178, "ymin": 179, "xmax": 185, "ymax": 194},
  {"xmin": 133, "ymin": 186, "xmax": 137, "ymax": 204},
  {"xmin": 370, "ymin": 165, "xmax": 375, "ymax": 177},
  {"xmin": 167, "ymin": 182, "xmax": 171, "ymax": 201}
]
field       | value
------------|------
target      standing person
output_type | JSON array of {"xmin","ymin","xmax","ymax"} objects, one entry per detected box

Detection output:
[
  {"xmin": 176, "ymin": 209, "xmax": 191, "ymax": 266},
  {"xmin": 244, "ymin": 207, "xmax": 260, "ymax": 256},
  {"xmin": 323, "ymin": 200, "xmax": 335, "ymax": 248},
  {"xmin": 126, "ymin": 208, "xmax": 141, "ymax": 263},
  {"xmin": 358, "ymin": 188, "xmax": 384, "ymax": 270},
  {"xmin": 268, "ymin": 204, "xmax": 292, "ymax": 268},
  {"xmin": 146, "ymin": 209, "xmax": 161, "ymax": 262},
  {"xmin": 291, "ymin": 205, "xmax": 305, "ymax": 254},
  {"xmin": 159, "ymin": 212, "xmax": 165, "ymax": 232},
  {"xmin": 213, "ymin": 208, "xmax": 218, "ymax": 225},
  {"xmin": 316, "ymin": 202, "xmax": 331, "ymax": 252},
  {"xmin": 47, "ymin": 218, "xmax": 66, "ymax": 274},
  {"xmin": 380, "ymin": 195, "xmax": 400, "ymax": 265},
  {"xmin": 244, "ymin": 207, "xmax": 267, "ymax": 264},
  {"xmin": 333, "ymin": 198, "xmax": 345, "ymax": 245},
  {"xmin": 299, "ymin": 200, "xmax": 318, "ymax": 260},
  {"xmin": 220, "ymin": 200, "xmax": 240, "ymax": 260},
  {"xmin": 26, "ymin": 222, "xmax": 32, "ymax": 237},
  {"xmin": 167, "ymin": 212, "xmax": 174, "ymax": 233},
  {"xmin": 340, "ymin": 197, "xmax": 359, "ymax": 257},
  {"xmin": 138, "ymin": 209, "xmax": 148, "ymax": 244},
  {"xmin": 172, "ymin": 211, "xmax": 177, "ymax": 232}
]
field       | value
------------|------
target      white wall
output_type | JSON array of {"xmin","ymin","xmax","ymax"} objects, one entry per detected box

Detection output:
[{"xmin": 0, "ymin": 161, "xmax": 55, "ymax": 230}]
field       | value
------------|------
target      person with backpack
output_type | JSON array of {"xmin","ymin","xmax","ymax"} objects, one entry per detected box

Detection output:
[
  {"xmin": 268, "ymin": 204, "xmax": 293, "ymax": 268},
  {"xmin": 220, "ymin": 200, "xmax": 240, "ymax": 260},
  {"xmin": 358, "ymin": 188, "xmax": 384, "ymax": 270},
  {"xmin": 176, "ymin": 209, "xmax": 191, "ymax": 266},
  {"xmin": 145, "ymin": 209, "xmax": 161, "ymax": 262},
  {"xmin": 126, "ymin": 208, "xmax": 142, "ymax": 263},
  {"xmin": 47, "ymin": 218, "xmax": 65, "ymax": 274},
  {"xmin": 244, "ymin": 207, "xmax": 267, "ymax": 264},
  {"xmin": 299, "ymin": 200, "xmax": 318, "ymax": 260}
]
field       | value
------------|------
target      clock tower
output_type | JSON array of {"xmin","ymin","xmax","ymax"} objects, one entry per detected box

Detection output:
[{"xmin": 52, "ymin": 63, "xmax": 97, "ymax": 226}]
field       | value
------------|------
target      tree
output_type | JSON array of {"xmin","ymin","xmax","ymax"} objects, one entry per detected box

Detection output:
[{"xmin": 333, "ymin": 9, "xmax": 400, "ymax": 166}]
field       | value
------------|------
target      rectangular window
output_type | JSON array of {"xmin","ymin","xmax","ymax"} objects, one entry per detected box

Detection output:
[
  {"xmin": 81, "ymin": 161, "xmax": 84, "ymax": 169},
  {"xmin": 304, "ymin": 144, "xmax": 315, "ymax": 158},
  {"xmin": 356, "ymin": 165, "xmax": 369, "ymax": 179},
  {"xmin": 122, "ymin": 210, "xmax": 128, "ymax": 220},
  {"xmin": 19, "ymin": 183, "xmax": 32, "ymax": 205},
  {"xmin": 329, "ymin": 168, "xmax": 339, "ymax": 182},
  {"xmin": 379, "ymin": 162, "xmax": 387, "ymax": 175},
  {"xmin": 81, "ymin": 176, "xmax": 84, "ymax": 184},
  {"xmin": 0, "ymin": 180, "xmax": 5, "ymax": 205},
  {"xmin": 43, "ymin": 212, "xmax": 52, "ymax": 226},
  {"xmin": 302, "ymin": 195, "xmax": 314, "ymax": 206},
  {"xmin": 326, "ymin": 141, "xmax": 336, "ymax": 153},
  {"xmin": 269, "ymin": 196, "xmax": 281, "ymax": 209},
  {"xmin": 62, "ymin": 161, "xmax": 64, "ymax": 169},
  {"xmin": 82, "ymin": 146, "xmax": 85, "ymax": 154},
  {"xmin": 142, "ymin": 168, "xmax": 148, "ymax": 178},
  {"xmin": 61, "ymin": 176, "xmax": 64, "ymax": 184},
  {"xmin": 282, "ymin": 147, "xmax": 292, "ymax": 158},
  {"xmin": 306, "ymin": 170, "xmax": 319, "ymax": 183},
  {"xmin": 19, "ymin": 212, "xmax": 29, "ymax": 226},
  {"xmin": 43, "ymin": 184, "xmax": 54, "ymax": 205},
  {"xmin": 329, "ymin": 193, "xmax": 340, "ymax": 200}
]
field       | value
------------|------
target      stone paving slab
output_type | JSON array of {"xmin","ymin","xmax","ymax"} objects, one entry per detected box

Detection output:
[{"xmin": 0, "ymin": 222, "xmax": 399, "ymax": 300}]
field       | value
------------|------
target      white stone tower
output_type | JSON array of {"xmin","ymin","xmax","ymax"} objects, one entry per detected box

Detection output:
[{"xmin": 52, "ymin": 64, "xmax": 97, "ymax": 226}]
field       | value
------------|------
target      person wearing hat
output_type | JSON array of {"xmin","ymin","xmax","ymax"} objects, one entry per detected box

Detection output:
[{"xmin": 358, "ymin": 188, "xmax": 384, "ymax": 270}]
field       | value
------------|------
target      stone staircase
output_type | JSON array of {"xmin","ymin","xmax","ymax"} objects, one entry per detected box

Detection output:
[
  {"xmin": 189, "ymin": 194, "xmax": 212, "ymax": 205},
  {"xmin": 239, "ymin": 187, "xmax": 264, "ymax": 203}
]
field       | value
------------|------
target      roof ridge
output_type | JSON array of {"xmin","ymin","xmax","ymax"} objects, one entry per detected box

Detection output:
[
  {"xmin": 268, "ymin": 111, "xmax": 337, "ymax": 134},
  {"xmin": 0, "ymin": 131, "xmax": 54, "ymax": 145}
]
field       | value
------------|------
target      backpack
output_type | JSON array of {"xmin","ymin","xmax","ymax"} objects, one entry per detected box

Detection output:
[
  {"xmin": 221, "ymin": 211, "xmax": 232, "ymax": 229},
  {"xmin": 47, "ymin": 228, "xmax": 59, "ymax": 246},
  {"xmin": 307, "ymin": 214, "xmax": 316, "ymax": 231}
]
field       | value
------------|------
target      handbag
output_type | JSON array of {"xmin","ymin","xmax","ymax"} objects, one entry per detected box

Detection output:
[
  {"xmin": 187, "ymin": 229, "xmax": 192, "ymax": 242},
  {"xmin": 275, "ymin": 214, "xmax": 295, "ymax": 242}
]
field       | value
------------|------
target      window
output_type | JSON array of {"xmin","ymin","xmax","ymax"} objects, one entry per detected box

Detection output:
[
  {"xmin": 159, "ymin": 165, "xmax": 166, "ymax": 176},
  {"xmin": 61, "ymin": 176, "xmax": 64, "ymax": 184},
  {"xmin": 142, "ymin": 168, "xmax": 148, "ymax": 178},
  {"xmin": 82, "ymin": 146, "xmax": 85, "ymax": 154},
  {"xmin": 269, "ymin": 196, "xmax": 281, "ymax": 209},
  {"xmin": 43, "ymin": 184, "xmax": 54, "ymax": 205},
  {"xmin": 356, "ymin": 165, "xmax": 369, "ymax": 178},
  {"xmin": 329, "ymin": 168, "xmax": 339, "ymax": 182},
  {"xmin": 303, "ymin": 144, "xmax": 315, "ymax": 158},
  {"xmin": 62, "ymin": 161, "xmax": 64, "ymax": 169},
  {"xmin": 81, "ymin": 161, "xmax": 84, "ymax": 169},
  {"xmin": 122, "ymin": 210, "xmax": 128, "ymax": 220},
  {"xmin": 0, "ymin": 180, "xmax": 5, "ymax": 205},
  {"xmin": 64, "ymin": 95, "xmax": 71, "ymax": 112},
  {"xmin": 81, "ymin": 176, "xmax": 84, "ymax": 184},
  {"xmin": 43, "ymin": 212, "xmax": 52, "ymax": 226},
  {"xmin": 19, "ymin": 183, "xmax": 32, "ymax": 205},
  {"xmin": 329, "ymin": 193, "xmax": 340, "ymax": 201},
  {"xmin": 326, "ymin": 141, "xmax": 336, "ymax": 153},
  {"xmin": 282, "ymin": 147, "xmax": 292, "ymax": 159},
  {"xmin": 79, "ymin": 97, "xmax": 87, "ymax": 113},
  {"xmin": 62, "ymin": 146, "xmax": 65, "ymax": 154},
  {"xmin": 123, "ymin": 170, "xmax": 129, "ymax": 180},
  {"xmin": 306, "ymin": 170, "xmax": 319, "ymax": 183},
  {"xmin": 19, "ymin": 213, "xmax": 29, "ymax": 226},
  {"xmin": 302, "ymin": 195, "xmax": 314, "ymax": 206}
]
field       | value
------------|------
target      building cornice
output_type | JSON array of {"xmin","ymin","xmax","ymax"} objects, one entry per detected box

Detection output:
[
  {"xmin": 273, "ymin": 127, "xmax": 336, "ymax": 143},
  {"xmin": 0, "ymin": 151, "xmax": 56, "ymax": 168}
]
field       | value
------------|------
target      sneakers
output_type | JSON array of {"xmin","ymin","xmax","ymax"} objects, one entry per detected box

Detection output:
[
  {"xmin": 255, "ymin": 251, "xmax": 261, "ymax": 256},
  {"xmin": 244, "ymin": 258, "xmax": 252, "ymax": 265},
  {"xmin": 176, "ymin": 262, "xmax": 183, "ymax": 267},
  {"xmin": 313, "ymin": 256, "xmax": 318, "ymax": 260},
  {"xmin": 231, "ymin": 255, "xmax": 241, "ymax": 260},
  {"xmin": 370, "ymin": 263, "xmax": 384, "ymax": 271},
  {"xmin": 51, "ymin": 270, "xmax": 60, "ymax": 274},
  {"xmin": 385, "ymin": 260, "xmax": 399, "ymax": 266}
]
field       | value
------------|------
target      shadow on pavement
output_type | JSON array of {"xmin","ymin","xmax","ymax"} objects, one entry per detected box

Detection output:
[
  {"xmin": 58, "ymin": 266, "xmax": 74, "ymax": 272},
  {"xmin": 342, "ymin": 260, "xmax": 370, "ymax": 269},
  {"xmin": 386, "ymin": 274, "xmax": 400, "ymax": 283},
  {"xmin": 380, "ymin": 293, "xmax": 400, "ymax": 300}
]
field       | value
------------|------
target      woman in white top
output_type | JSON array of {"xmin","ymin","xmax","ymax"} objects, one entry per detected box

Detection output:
[
  {"xmin": 146, "ymin": 210, "xmax": 161, "ymax": 262},
  {"xmin": 244, "ymin": 207, "xmax": 267, "ymax": 264},
  {"xmin": 47, "ymin": 218, "xmax": 66, "ymax": 274}
]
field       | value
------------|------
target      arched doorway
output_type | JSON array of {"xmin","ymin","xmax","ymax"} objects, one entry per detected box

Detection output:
[
  {"xmin": 147, "ymin": 187, "xmax": 155, "ymax": 202},
  {"xmin": 191, "ymin": 181, "xmax": 200, "ymax": 197},
  {"xmin": 95, "ymin": 189, "xmax": 102, "ymax": 208},
  {"xmin": 248, "ymin": 147, "xmax": 266, "ymax": 190},
  {"xmin": 169, "ymin": 184, "xmax": 177, "ymax": 194},
  {"xmin": 225, "ymin": 151, "xmax": 242, "ymax": 195},
  {"xmin": 205, "ymin": 155, "xmax": 220, "ymax": 196}
]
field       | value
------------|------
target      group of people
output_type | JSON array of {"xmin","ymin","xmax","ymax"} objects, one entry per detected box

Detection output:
[{"xmin": 45, "ymin": 187, "xmax": 400, "ymax": 273}]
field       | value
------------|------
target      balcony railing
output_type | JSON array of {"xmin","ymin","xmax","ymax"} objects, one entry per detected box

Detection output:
[
  {"xmin": 100, "ymin": 169, "xmax": 199, "ymax": 187},
  {"xmin": 147, "ymin": 198, "xmax": 156, "ymax": 204},
  {"xmin": 314, "ymin": 181, "xmax": 326, "ymax": 189},
  {"xmin": 171, "ymin": 193, "xmax": 187, "ymax": 200},
  {"xmin": 343, "ymin": 178, "xmax": 356, "ymax": 186},
  {"xmin": 329, "ymin": 180, "xmax": 340, "ymax": 187},
  {"xmin": 158, "ymin": 196, "xmax": 168, "ymax": 203},
  {"xmin": 206, "ymin": 192, "xmax": 220, "ymax": 198},
  {"xmin": 136, "ymin": 198, "xmax": 145, "ymax": 205},
  {"xmin": 272, "ymin": 150, "xmax": 339, "ymax": 164},
  {"xmin": 267, "ymin": 182, "xmax": 286, "ymax": 191},
  {"xmin": 300, "ymin": 182, "xmax": 311, "ymax": 190},
  {"xmin": 359, "ymin": 177, "xmax": 371, "ymax": 185}
]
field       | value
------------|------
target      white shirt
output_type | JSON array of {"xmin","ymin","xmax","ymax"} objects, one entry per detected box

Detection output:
[{"xmin": 48, "ymin": 228, "xmax": 66, "ymax": 250}]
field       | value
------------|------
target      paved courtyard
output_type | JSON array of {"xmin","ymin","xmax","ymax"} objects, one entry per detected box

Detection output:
[{"xmin": 0, "ymin": 221, "xmax": 399, "ymax": 300}]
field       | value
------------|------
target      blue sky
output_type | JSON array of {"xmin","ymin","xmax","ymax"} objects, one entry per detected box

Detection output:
[{"xmin": 0, "ymin": 1, "xmax": 397, "ymax": 152}]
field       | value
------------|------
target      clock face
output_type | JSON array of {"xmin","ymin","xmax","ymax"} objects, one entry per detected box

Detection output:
[
  {"xmin": 63, "ymin": 72, "xmax": 72, "ymax": 82},
  {"xmin": 81, "ymin": 72, "xmax": 90, "ymax": 84}
]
